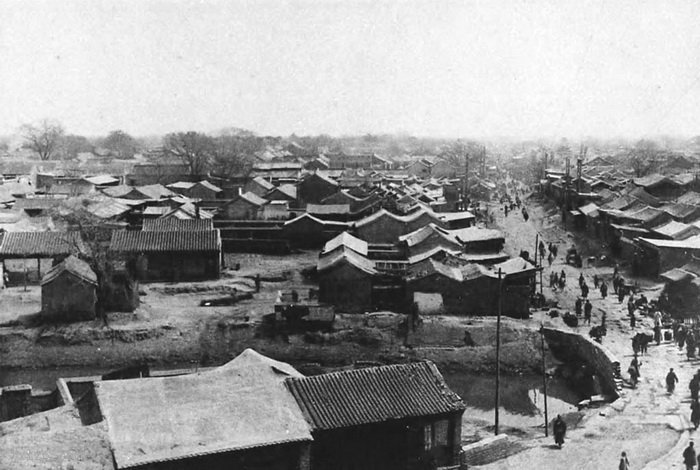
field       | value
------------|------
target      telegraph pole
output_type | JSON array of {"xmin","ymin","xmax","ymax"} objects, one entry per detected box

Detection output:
[
  {"xmin": 495, "ymin": 268, "xmax": 503, "ymax": 435},
  {"xmin": 540, "ymin": 325, "xmax": 549, "ymax": 437},
  {"xmin": 563, "ymin": 155, "xmax": 571, "ymax": 223}
]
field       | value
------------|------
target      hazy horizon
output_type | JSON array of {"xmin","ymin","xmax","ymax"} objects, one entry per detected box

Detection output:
[{"xmin": 2, "ymin": 0, "xmax": 700, "ymax": 140}]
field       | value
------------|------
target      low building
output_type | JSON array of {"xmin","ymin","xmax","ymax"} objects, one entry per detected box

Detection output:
[
  {"xmin": 219, "ymin": 192, "xmax": 268, "ymax": 220},
  {"xmin": 317, "ymin": 248, "xmax": 376, "ymax": 312},
  {"xmin": 95, "ymin": 349, "xmax": 313, "ymax": 470},
  {"xmin": 41, "ymin": 255, "xmax": 97, "ymax": 321},
  {"xmin": 286, "ymin": 361, "xmax": 465, "ymax": 470},
  {"xmin": 297, "ymin": 172, "xmax": 339, "ymax": 205},
  {"xmin": 110, "ymin": 229, "xmax": 222, "ymax": 281}
]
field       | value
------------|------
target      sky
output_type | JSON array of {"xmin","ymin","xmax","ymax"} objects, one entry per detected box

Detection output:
[{"xmin": 1, "ymin": 0, "xmax": 700, "ymax": 139}]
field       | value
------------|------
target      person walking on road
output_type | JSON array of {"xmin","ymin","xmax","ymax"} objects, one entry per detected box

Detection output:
[
  {"xmin": 600, "ymin": 281, "xmax": 608, "ymax": 299},
  {"xmin": 683, "ymin": 441, "xmax": 696, "ymax": 470},
  {"xmin": 578, "ymin": 272, "xmax": 585, "ymax": 289},
  {"xmin": 691, "ymin": 399, "xmax": 700, "ymax": 430},
  {"xmin": 593, "ymin": 274, "xmax": 599, "ymax": 289},
  {"xmin": 618, "ymin": 451, "xmax": 630, "ymax": 470},
  {"xmin": 584, "ymin": 299, "xmax": 592, "ymax": 325},
  {"xmin": 552, "ymin": 415, "xmax": 567, "ymax": 448},
  {"xmin": 666, "ymin": 368, "xmax": 679, "ymax": 393},
  {"xmin": 581, "ymin": 282, "xmax": 589, "ymax": 298}
]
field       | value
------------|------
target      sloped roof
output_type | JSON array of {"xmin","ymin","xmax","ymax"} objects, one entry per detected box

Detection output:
[
  {"xmin": 142, "ymin": 218, "xmax": 214, "ymax": 231},
  {"xmin": 578, "ymin": 203, "xmax": 599, "ymax": 217},
  {"xmin": 446, "ymin": 227, "xmax": 505, "ymax": 244},
  {"xmin": 135, "ymin": 184, "xmax": 178, "ymax": 200},
  {"xmin": 627, "ymin": 206, "xmax": 666, "ymax": 224},
  {"xmin": 355, "ymin": 208, "xmax": 438, "ymax": 228},
  {"xmin": 638, "ymin": 235, "xmax": 700, "ymax": 250},
  {"xmin": 628, "ymin": 187, "xmax": 661, "ymax": 207},
  {"xmin": 83, "ymin": 174, "xmax": 119, "ymax": 186},
  {"xmin": 398, "ymin": 223, "xmax": 461, "ymax": 250},
  {"xmin": 677, "ymin": 191, "xmax": 700, "ymax": 206},
  {"xmin": 438, "ymin": 211, "xmax": 475, "ymax": 222},
  {"xmin": 0, "ymin": 231, "xmax": 83, "ymax": 257},
  {"xmin": 491, "ymin": 257, "xmax": 538, "ymax": 277},
  {"xmin": 268, "ymin": 184, "xmax": 297, "ymax": 200},
  {"xmin": 110, "ymin": 229, "xmax": 221, "ymax": 252},
  {"xmin": 41, "ymin": 255, "xmax": 97, "ymax": 286},
  {"xmin": 95, "ymin": 349, "xmax": 312, "ymax": 469},
  {"xmin": 194, "ymin": 180, "xmax": 222, "ymax": 192},
  {"xmin": 661, "ymin": 203, "xmax": 700, "ymax": 220},
  {"xmin": 167, "ymin": 181, "xmax": 196, "ymax": 190},
  {"xmin": 660, "ymin": 268, "xmax": 693, "ymax": 283},
  {"xmin": 286, "ymin": 361, "xmax": 465, "ymax": 431},
  {"xmin": 306, "ymin": 203, "xmax": 351, "ymax": 215},
  {"xmin": 237, "ymin": 191, "xmax": 268, "ymax": 207},
  {"xmin": 322, "ymin": 232, "xmax": 368, "ymax": 256},
  {"xmin": 304, "ymin": 171, "xmax": 338, "ymax": 187},
  {"xmin": 407, "ymin": 246, "xmax": 462, "ymax": 265},
  {"xmin": 633, "ymin": 174, "xmax": 673, "ymax": 189},
  {"xmin": 251, "ymin": 176, "xmax": 275, "ymax": 191},
  {"xmin": 406, "ymin": 258, "xmax": 464, "ymax": 282},
  {"xmin": 101, "ymin": 185, "xmax": 136, "ymax": 198},
  {"xmin": 651, "ymin": 220, "xmax": 699, "ymax": 240},
  {"xmin": 316, "ymin": 247, "xmax": 377, "ymax": 274},
  {"xmin": 283, "ymin": 212, "xmax": 348, "ymax": 229}
]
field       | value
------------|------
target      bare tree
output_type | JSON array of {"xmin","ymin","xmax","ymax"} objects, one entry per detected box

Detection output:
[
  {"xmin": 20, "ymin": 119, "xmax": 65, "ymax": 160},
  {"xmin": 102, "ymin": 130, "xmax": 139, "ymax": 158},
  {"xmin": 630, "ymin": 139, "xmax": 660, "ymax": 177},
  {"xmin": 162, "ymin": 131, "xmax": 213, "ymax": 178},
  {"xmin": 210, "ymin": 134, "xmax": 257, "ymax": 179}
]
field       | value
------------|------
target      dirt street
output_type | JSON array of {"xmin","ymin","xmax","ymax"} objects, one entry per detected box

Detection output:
[{"xmin": 474, "ymin": 194, "xmax": 692, "ymax": 469}]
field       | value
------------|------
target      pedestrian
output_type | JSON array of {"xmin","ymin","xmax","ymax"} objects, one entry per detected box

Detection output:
[
  {"xmin": 602, "ymin": 311, "xmax": 607, "ymax": 328},
  {"xmin": 575, "ymin": 297, "xmax": 583, "ymax": 317},
  {"xmin": 667, "ymin": 368, "xmax": 679, "ymax": 393},
  {"xmin": 547, "ymin": 252, "xmax": 554, "ymax": 266},
  {"xmin": 688, "ymin": 332, "xmax": 696, "ymax": 359},
  {"xmin": 654, "ymin": 324, "xmax": 662, "ymax": 345},
  {"xmin": 630, "ymin": 312, "xmax": 636, "ymax": 328},
  {"xmin": 254, "ymin": 274, "xmax": 261, "ymax": 293},
  {"xmin": 560, "ymin": 269, "xmax": 566, "ymax": 282},
  {"xmin": 683, "ymin": 441, "xmax": 696, "ymax": 470},
  {"xmin": 600, "ymin": 281, "xmax": 608, "ymax": 299},
  {"xmin": 679, "ymin": 325, "xmax": 688, "ymax": 349},
  {"xmin": 539, "ymin": 240, "xmax": 546, "ymax": 258},
  {"xmin": 584, "ymin": 299, "xmax": 592, "ymax": 325},
  {"xmin": 618, "ymin": 287, "xmax": 625, "ymax": 304},
  {"xmin": 581, "ymin": 282, "xmax": 589, "ymax": 298},
  {"xmin": 692, "ymin": 399, "xmax": 700, "ymax": 430},
  {"xmin": 691, "ymin": 373, "xmax": 700, "ymax": 401},
  {"xmin": 553, "ymin": 415, "xmax": 567, "ymax": 448},
  {"xmin": 593, "ymin": 274, "xmax": 599, "ymax": 289},
  {"xmin": 618, "ymin": 451, "xmax": 630, "ymax": 470},
  {"xmin": 504, "ymin": 204, "xmax": 509, "ymax": 216},
  {"xmin": 578, "ymin": 273, "xmax": 585, "ymax": 289},
  {"xmin": 627, "ymin": 298, "xmax": 635, "ymax": 317},
  {"xmin": 552, "ymin": 244, "xmax": 558, "ymax": 258}
]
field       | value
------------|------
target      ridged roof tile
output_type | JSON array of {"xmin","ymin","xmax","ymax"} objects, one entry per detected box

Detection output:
[{"xmin": 286, "ymin": 361, "xmax": 465, "ymax": 431}]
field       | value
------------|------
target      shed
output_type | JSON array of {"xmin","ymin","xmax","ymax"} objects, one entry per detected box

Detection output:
[{"xmin": 41, "ymin": 255, "xmax": 97, "ymax": 321}]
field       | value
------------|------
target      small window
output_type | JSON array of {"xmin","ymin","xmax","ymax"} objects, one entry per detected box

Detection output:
[{"xmin": 424, "ymin": 420, "xmax": 450, "ymax": 450}]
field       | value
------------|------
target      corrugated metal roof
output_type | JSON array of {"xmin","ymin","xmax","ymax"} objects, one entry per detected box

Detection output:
[
  {"xmin": 142, "ymin": 218, "xmax": 214, "ymax": 232},
  {"xmin": 41, "ymin": 255, "xmax": 97, "ymax": 285},
  {"xmin": 286, "ymin": 361, "xmax": 465, "ymax": 431},
  {"xmin": 110, "ymin": 229, "xmax": 220, "ymax": 252},
  {"xmin": 0, "ymin": 231, "xmax": 83, "ymax": 257}
]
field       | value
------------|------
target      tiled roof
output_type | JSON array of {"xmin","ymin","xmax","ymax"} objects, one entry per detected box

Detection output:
[
  {"xmin": 142, "ymin": 218, "xmax": 214, "ymax": 232},
  {"xmin": 446, "ymin": 227, "xmax": 505, "ymax": 244},
  {"xmin": 110, "ymin": 229, "xmax": 221, "ymax": 252},
  {"xmin": 195, "ymin": 180, "xmax": 222, "ymax": 192},
  {"xmin": 286, "ymin": 361, "xmax": 465, "ymax": 431},
  {"xmin": 0, "ymin": 231, "xmax": 83, "ymax": 257},
  {"xmin": 41, "ymin": 255, "xmax": 97, "ymax": 285},
  {"xmin": 317, "ymin": 247, "xmax": 377, "ymax": 274}
]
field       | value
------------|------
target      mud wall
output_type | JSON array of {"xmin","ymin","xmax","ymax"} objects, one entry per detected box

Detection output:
[{"xmin": 542, "ymin": 326, "xmax": 621, "ymax": 398}]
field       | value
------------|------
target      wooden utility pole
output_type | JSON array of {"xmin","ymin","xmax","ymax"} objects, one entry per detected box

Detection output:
[
  {"xmin": 563, "ymin": 155, "xmax": 571, "ymax": 223},
  {"xmin": 540, "ymin": 325, "xmax": 549, "ymax": 437},
  {"xmin": 495, "ymin": 268, "xmax": 503, "ymax": 435}
]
